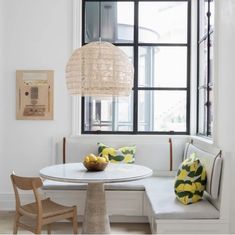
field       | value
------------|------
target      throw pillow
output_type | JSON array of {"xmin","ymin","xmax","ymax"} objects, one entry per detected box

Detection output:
[
  {"xmin": 97, "ymin": 143, "xmax": 136, "ymax": 163},
  {"xmin": 174, "ymin": 153, "xmax": 207, "ymax": 205}
]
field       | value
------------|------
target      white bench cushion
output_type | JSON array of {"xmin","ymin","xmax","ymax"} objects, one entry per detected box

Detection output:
[
  {"xmin": 184, "ymin": 143, "xmax": 222, "ymax": 199},
  {"xmin": 43, "ymin": 176, "xmax": 219, "ymax": 220},
  {"xmin": 42, "ymin": 179, "xmax": 145, "ymax": 191},
  {"xmin": 144, "ymin": 177, "xmax": 220, "ymax": 219}
]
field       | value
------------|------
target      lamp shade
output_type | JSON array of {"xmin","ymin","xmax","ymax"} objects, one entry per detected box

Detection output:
[{"xmin": 66, "ymin": 41, "xmax": 134, "ymax": 96}]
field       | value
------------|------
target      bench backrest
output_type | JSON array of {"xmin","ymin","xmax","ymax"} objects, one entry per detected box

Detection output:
[{"xmin": 54, "ymin": 135, "xmax": 189, "ymax": 173}]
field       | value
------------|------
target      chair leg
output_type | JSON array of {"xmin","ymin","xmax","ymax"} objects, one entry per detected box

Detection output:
[
  {"xmin": 72, "ymin": 207, "xmax": 78, "ymax": 235},
  {"xmin": 35, "ymin": 221, "xmax": 42, "ymax": 234},
  {"xmin": 35, "ymin": 227, "xmax": 41, "ymax": 234},
  {"xmin": 13, "ymin": 212, "xmax": 21, "ymax": 234},
  {"xmin": 47, "ymin": 224, "xmax": 51, "ymax": 235}
]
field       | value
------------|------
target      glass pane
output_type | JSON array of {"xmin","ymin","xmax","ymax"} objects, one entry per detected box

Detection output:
[
  {"xmin": 138, "ymin": 91, "xmax": 186, "ymax": 132},
  {"xmin": 85, "ymin": 2, "xmax": 134, "ymax": 43},
  {"xmin": 199, "ymin": 0, "xmax": 208, "ymax": 40},
  {"xmin": 209, "ymin": 0, "xmax": 214, "ymax": 31},
  {"xmin": 84, "ymin": 94, "xmax": 133, "ymax": 132},
  {"xmin": 139, "ymin": 46, "xmax": 187, "ymax": 87},
  {"xmin": 199, "ymin": 38, "xmax": 208, "ymax": 86},
  {"xmin": 209, "ymin": 32, "xmax": 214, "ymax": 85},
  {"xmin": 198, "ymin": 88, "xmax": 207, "ymax": 135},
  {"xmin": 139, "ymin": 2, "xmax": 188, "ymax": 43},
  {"xmin": 208, "ymin": 89, "xmax": 213, "ymax": 136},
  {"xmin": 119, "ymin": 46, "xmax": 133, "ymax": 64}
]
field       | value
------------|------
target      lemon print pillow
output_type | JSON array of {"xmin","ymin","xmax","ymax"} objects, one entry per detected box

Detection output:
[
  {"xmin": 97, "ymin": 143, "xmax": 136, "ymax": 163},
  {"xmin": 174, "ymin": 153, "xmax": 207, "ymax": 205}
]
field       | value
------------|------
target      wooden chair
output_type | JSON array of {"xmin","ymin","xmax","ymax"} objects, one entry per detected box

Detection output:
[{"xmin": 10, "ymin": 173, "xmax": 78, "ymax": 234}]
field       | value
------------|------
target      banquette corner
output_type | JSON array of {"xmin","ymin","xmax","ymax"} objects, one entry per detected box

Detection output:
[{"xmin": 41, "ymin": 135, "xmax": 229, "ymax": 234}]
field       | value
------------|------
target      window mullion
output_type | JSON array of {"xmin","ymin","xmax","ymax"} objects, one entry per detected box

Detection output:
[
  {"xmin": 81, "ymin": 0, "xmax": 190, "ymax": 134},
  {"xmin": 133, "ymin": 0, "xmax": 139, "ymax": 133},
  {"xmin": 206, "ymin": 1, "xmax": 211, "ymax": 136}
]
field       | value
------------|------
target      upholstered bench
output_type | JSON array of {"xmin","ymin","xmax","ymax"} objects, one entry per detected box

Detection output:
[{"xmin": 42, "ymin": 136, "xmax": 229, "ymax": 234}]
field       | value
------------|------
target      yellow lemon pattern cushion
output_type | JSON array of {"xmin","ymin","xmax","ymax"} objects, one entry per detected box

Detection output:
[
  {"xmin": 97, "ymin": 143, "xmax": 136, "ymax": 163},
  {"xmin": 174, "ymin": 153, "xmax": 207, "ymax": 205}
]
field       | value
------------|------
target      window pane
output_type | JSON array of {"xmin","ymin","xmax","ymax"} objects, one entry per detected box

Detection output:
[
  {"xmin": 84, "ymin": 94, "xmax": 133, "ymax": 132},
  {"xmin": 85, "ymin": 2, "xmax": 134, "ymax": 43},
  {"xmin": 199, "ymin": 0, "xmax": 208, "ymax": 40},
  {"xmin": 208, "ymin": 32, "xmax": 213, "ymax": 135},
  {"xmin": 139, "ymin": 2, "xmax": 188, "ymax": 43},
  {"xmin": 119, "ymin": 46, "xmax": 133, "ymax": 64},
  {"xmin": 138, "ymin": 91, "xmax": 186, "ymax": 132},
  {"xmin": 209, "ymin": 33, "xmax": 214, "ymax": 84},
  {"xmin": 139, "ymin": 46, "xmax": 187, "ymax": 87},
  {"xmin": 199, "ymin": 39, "xmax": 208, "ymax": 86},
  {"xmin": 210, "ymin": 0, "xmax": 214, "ymax": 31},
  {"xmin": 208, "ymin": 89, "xmax": 213, "ymax": 135},
  {"xmin": 198, "ymin": 88, "xmax": 207, "ymax": 135}
]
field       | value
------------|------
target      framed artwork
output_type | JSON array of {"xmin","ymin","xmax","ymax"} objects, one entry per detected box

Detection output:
[{"xmin": 16, "ymin": 70, "xmax": 54, "ymax": 120}]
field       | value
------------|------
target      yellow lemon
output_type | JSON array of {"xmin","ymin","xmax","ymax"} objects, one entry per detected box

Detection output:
[
  {"xmin": 89, "ymin": 153, "xmax": 96, "ymax": 158},
  {"xmin": 177, "ymin": 169, "xmax": 188, "ymax": 180},
  {"xmin": 190, "ymin": 163, "xmax": 197, "ymax": 172},
  {"xmin": 97, "ymin": 157, "xmax": 106, "ymax": 163},
  {"xmin": 84, "ymin": 156, "xmax": 90, "ymax": 163},
  {"xmin": 103, "ymin": 148, "xmax": 116, "ymax": 156},
  {"xmin": 89, "ymin": 155, "xmax": 97, "ymax": 162},
  {"xmin": 184, "ymin": 183, "xmax": 196, "ymax": 193},
  {"xmin": 192, "ymin": 194, "xmax": 201, "ymax": 203},
  {"xmin": 102, "ymin": 155, "xmax": 109, "ymax": 162},
  {"xmin": 175, "ymin": 183, "xmax": 184, "ymax": 192},
  {"xmin": 201, "ymin": 170, "xmax": 206, "ymax": 180},
  {"xmin": 195, "ymin": 182, "xmax": 202, "ymax": 190},
  {"xmin": 181, "ymin": 195, "xmax": 189, "ymax": 205},
  {"xmin": 124, "ymin": 154, "xmax": 133, "ymax": 163}
]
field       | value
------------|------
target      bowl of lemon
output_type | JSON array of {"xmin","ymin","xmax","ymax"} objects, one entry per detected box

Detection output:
[{"xmin": 83, "ymin": 153, "xmax": 109, "ymax": 171}]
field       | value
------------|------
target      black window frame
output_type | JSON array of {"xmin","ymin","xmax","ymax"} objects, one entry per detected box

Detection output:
[
  {"xmin": 81, "ymin": 0, "xmax": 191, "ymax": 135},
  {"xmin": 197, "ymin": 0, "xmax": 213, "ymax": 137}
]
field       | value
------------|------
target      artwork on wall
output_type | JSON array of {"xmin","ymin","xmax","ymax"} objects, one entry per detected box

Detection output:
[{"xmin": 16, "ymin": 70, "xmax": 54, "ymax": 120}]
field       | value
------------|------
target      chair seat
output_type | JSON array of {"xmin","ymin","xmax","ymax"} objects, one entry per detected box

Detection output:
[
  {"xmin": 19, "ymin": 198, "xmax": 74, "ymax": 218},
  {"xmin": 11, "ymin": 173, "xmax": 78, "ymax": 234}
]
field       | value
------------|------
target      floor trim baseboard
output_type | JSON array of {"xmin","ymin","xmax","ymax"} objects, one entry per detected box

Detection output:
[
  {"xmin": 0, "ymin": 193, "xmax": 148, "ymax": 224},
  {"xmin": 0, "ymin": 193, "xmax": 34, "ymax": 211}
]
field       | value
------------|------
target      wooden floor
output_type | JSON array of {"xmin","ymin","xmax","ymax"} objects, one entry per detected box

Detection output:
[{"xmin": 0, "ymin": 211, "xmax": 151, "ymax": 234}]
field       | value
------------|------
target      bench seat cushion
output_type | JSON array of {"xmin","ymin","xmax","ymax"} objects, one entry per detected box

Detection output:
[
  {"xmin": 42, "ymin": 179, "xmax": 145, "ymax": 191},
  {"xmin": 144, "ymin": 177, "xmax": 220, "ymax": 219},
  {"xmin": 42, "ymin": 176, "xmax": 219, "ymax": 220}
]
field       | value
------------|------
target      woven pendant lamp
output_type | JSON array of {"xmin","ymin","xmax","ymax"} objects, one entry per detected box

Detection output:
[{"xmin": 66, "ymin": 41, "xmax": 134, "ymax": 97}]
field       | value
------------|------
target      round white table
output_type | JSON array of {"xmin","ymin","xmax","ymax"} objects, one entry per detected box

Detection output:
[{"xmin": 40, "ymin": 162, "xmax": 153, "ymax": 234}]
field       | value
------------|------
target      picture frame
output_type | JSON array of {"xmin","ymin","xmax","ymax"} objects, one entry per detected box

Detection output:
[{"xmin": 16, "ymin": 70, "xmax": 54, "ymax": 120}]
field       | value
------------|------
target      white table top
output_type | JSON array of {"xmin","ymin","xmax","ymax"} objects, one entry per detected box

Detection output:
[{"xmin": 40, "ymin": 163, "xmax": 153, "ymax": 183}]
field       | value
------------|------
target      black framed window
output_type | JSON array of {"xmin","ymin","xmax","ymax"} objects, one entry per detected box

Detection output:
[
  {"xmin": 197, "ymin": 0, "xmax": 214, "ymax": 136},
  {"xmin": 82, "ymin": 0, "xmax": 191, "ymax": 134}
]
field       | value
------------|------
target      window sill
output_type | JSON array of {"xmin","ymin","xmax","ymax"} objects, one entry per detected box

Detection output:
[{"xmin": 191, "ymin": 134, "xmax": 213, "ymax": 145}]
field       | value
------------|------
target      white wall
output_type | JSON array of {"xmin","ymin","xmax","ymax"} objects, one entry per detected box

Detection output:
[
  {"xmin": 214, "ymin": 0, "xmax": 235, "ymax": 232},
  {"xmin": 0, "ymin": 0, "xmax": 4, "ymax": 195},
  {"xmin": 1, "ymin": 0, "xmax": 235, "ymax": 232},
  {"xmin": 0, "ymin": 0, "xmax": 73, "ymax": 193}
]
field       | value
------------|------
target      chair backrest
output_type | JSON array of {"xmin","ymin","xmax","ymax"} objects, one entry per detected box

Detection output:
[
  {"xmin": 11, "ymin": 174, "xmax": 43, "ymax": 190},
  {"xmin": 10, "ymin": 173, "xmax": 43, "ymax": 211}
]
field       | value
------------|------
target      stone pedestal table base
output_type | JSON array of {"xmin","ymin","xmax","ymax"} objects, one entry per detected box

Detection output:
[{"xmin": 82, "ymin": 183, "xmax": 110, "ymax": 234}]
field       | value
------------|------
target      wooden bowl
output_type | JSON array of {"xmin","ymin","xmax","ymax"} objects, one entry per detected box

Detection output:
[{"xmin": 83, "ymin": 161, "xmax": 108, "ymax": 171}]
